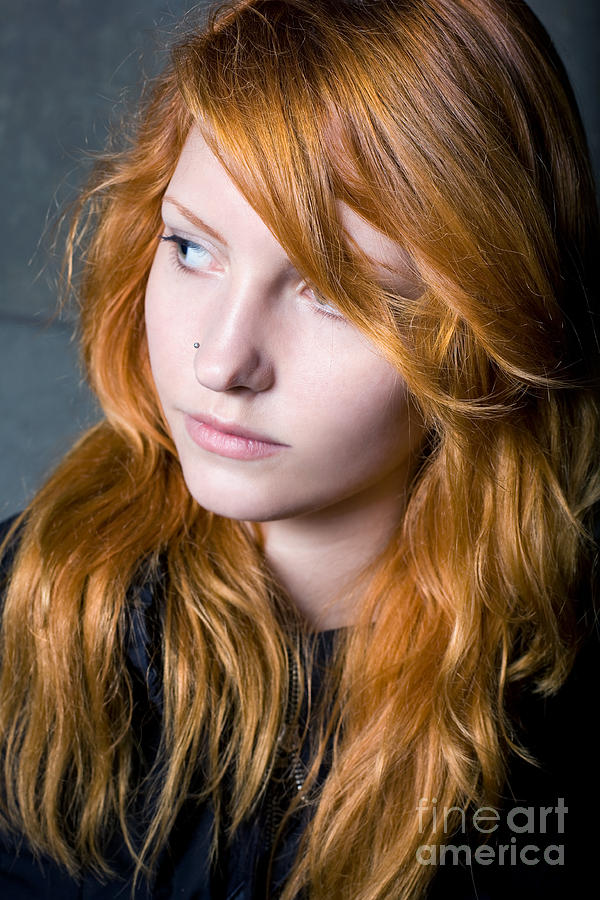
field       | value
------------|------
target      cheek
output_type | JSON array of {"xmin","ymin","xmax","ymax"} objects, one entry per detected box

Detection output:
[
  {"xmin": 297, "ymin": 355, "xmax": 414, "ymax": 465},
  {"xmin": 144, "ymin": 262, "xmax": 184, "ymax": 385},
  {"xmin": 145, "ymin": 283, "xmax": 175, "ymax": 407},
  {"xmin": 144, "ymin": 259, "xmax": 164, "ymax": 346},
  {"xmin": 339, "ymin": 383, "xmax": 411, "ymax": 458}
]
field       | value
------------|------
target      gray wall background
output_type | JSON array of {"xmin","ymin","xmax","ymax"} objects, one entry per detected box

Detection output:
[{"xmin": 1, "ymin": 0, "xmax": 598, "ymax": 520}]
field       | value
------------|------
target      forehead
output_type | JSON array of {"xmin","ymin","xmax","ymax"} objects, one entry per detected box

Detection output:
[
  {"xmin": 168, "ymin": 127, "xmax": 421, "ymax": 295},
  {"xmin": 338, "ymin": 205, "xmax": 419, "ymax": 293}
]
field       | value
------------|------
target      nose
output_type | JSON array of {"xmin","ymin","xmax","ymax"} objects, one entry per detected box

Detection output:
[{"xmin": 192, "ymin": 279, "xmax": 275, "ymax": 393}]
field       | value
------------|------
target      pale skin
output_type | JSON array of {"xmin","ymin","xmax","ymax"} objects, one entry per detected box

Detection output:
[{"xmin": 145, "ymin": 128, "xmax": 425, "ymax": 629}]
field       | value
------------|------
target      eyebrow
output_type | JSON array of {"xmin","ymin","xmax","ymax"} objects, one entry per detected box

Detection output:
[
  {"xmin": 162, "ymin": 196, "xmax": 228, "ymax": 246},
  {"xmin": 163, "ymin": 194, "xmax": 419, "ymax": 292}
]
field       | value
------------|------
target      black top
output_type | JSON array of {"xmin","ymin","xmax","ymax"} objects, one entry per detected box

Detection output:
[{"xmin": 0, "ymin": 513, "xmax": 598, "ymax": 899}]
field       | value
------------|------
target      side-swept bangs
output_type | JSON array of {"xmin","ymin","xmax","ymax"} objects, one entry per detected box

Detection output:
[
  {"xmin": 172, "ymin": 0, "xmax": 598, "ymax": 424},
  {"xmin": 173, "ymin": 0, "xmax": 414, "ymax": 365}
]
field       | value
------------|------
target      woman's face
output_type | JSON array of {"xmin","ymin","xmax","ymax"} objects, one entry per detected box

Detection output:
[{"xmin": 145, "ymin": 128, "xmax": 425, "ymax": 523}]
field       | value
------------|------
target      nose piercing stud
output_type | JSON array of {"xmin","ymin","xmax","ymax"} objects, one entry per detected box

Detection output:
[{"xmin": 193, "ymin": 342, "xmax": 200, "ymax": 348}]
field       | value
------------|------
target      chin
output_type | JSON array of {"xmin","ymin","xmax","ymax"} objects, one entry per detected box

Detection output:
[{"xmin": 180, "ymin": 470, "xmax": 285, "ymax": 522}]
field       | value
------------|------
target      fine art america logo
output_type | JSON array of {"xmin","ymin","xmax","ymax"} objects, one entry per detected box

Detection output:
[{"xmin": 416, "ymin": 797, "xmax": 567, "ymax": 866}]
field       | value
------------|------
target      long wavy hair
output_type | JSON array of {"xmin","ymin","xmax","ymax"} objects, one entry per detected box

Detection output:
[{"xmin": 1, "ymin": 1, "xmax": 599, "ymax": 897}]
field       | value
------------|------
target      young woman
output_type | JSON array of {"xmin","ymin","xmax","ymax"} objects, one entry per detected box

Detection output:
[{"xmin": 1, "ymin": 1, "xmax": 598, "ymax": 897}]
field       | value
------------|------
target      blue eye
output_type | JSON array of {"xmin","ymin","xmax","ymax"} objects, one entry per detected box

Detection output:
[{"xmin": 160, "ymin": 234, "xmax": 214, "ymax": 270}]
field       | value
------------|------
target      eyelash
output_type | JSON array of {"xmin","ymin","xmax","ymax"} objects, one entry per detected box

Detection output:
[
  {"xmin": 300, "ymin": 284, "xmax": 346, "ymax": 321},
  {"xmin": 160, "ymin": 234, "xmax": 213, "ymax": 273},
  {"xmin": 159, "ymin": 233, "xmax": 345, "ymax": 322}
]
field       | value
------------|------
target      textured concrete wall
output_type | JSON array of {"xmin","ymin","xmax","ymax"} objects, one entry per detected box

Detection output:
[{"xmin": 1, "ymin": 1, "xmax": 598, "ymax": 519}]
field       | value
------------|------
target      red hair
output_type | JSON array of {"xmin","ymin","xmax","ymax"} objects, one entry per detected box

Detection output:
[{"xmin": 1, "ymin": 2, "xmax": 598, "ymax": 896}]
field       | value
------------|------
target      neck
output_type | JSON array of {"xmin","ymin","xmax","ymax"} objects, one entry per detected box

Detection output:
[{"xmin": 253, "ymin": 474, "xmax": 407, "ymax": 631}]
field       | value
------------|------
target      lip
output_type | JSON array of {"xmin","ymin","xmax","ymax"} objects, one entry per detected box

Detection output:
[{"xmin": 184, "ymin": 412, "xmax": 288, "ymax": 460}]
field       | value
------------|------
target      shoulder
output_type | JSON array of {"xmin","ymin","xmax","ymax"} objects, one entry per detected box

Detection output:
[
  {"xmin": 427, "ymin": 626, "xmax": 600, "ymax": 898},
  {"xmin": 511, "ymin": 504, "xmax": 600, "ymax": 785}
]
